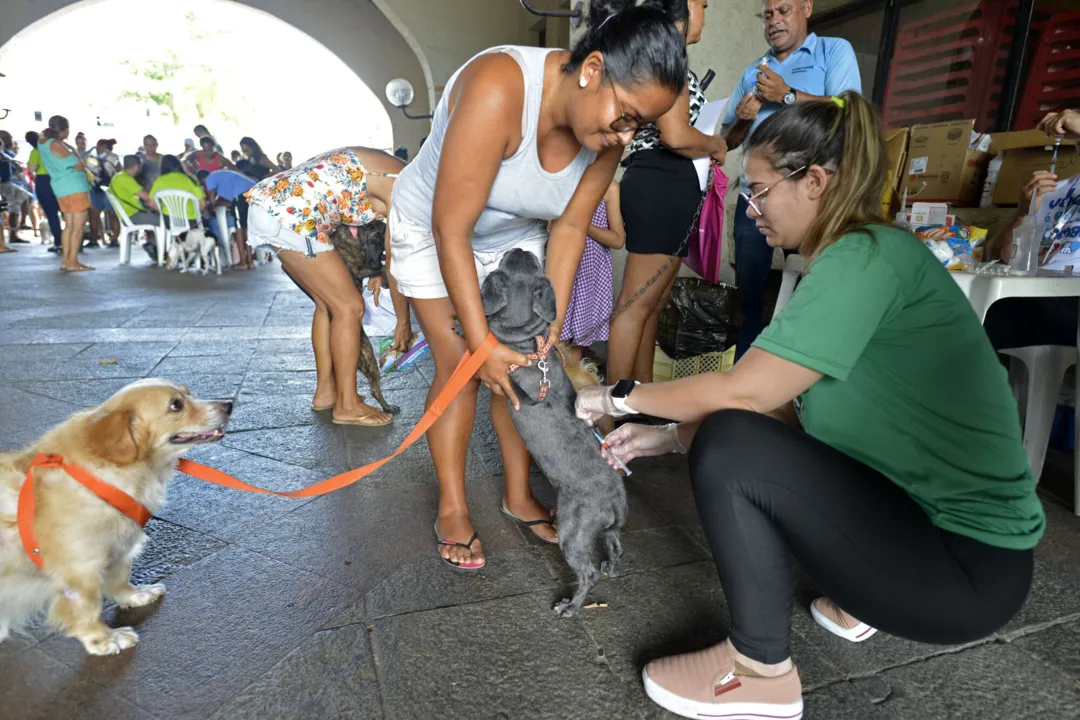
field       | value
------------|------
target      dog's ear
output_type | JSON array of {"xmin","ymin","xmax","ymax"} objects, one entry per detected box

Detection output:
[
  {"xmin": 481, "ymin": 270, "xmax": 510, "ymax": 317},
  {"xmin": 532, "ymin": 281, "xmax": 558, "ymax": 324},
  {"xmin": 86, "ymin": 408, "xmax": 148, "ymax": 467}
]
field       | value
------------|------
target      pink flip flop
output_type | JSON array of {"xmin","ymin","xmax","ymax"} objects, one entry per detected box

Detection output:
[{"xmin": 434, "ymin": 524, "xmax": 486, "ymax": 572}]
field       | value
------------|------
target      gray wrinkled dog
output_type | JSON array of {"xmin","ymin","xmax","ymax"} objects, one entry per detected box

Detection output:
[{"xmin": 481, "ymin": 249, "xmax": 627, "ymax": 617}]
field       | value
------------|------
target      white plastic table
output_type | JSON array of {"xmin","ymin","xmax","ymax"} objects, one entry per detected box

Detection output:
[{"xmin": 951, "ymin": 271, "xmax": 1080, "ymax": 514}]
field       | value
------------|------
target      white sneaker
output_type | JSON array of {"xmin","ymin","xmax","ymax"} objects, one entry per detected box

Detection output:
[{"xmin": 811, "ymin": 597, "xmax": 877, "ymax": 643}]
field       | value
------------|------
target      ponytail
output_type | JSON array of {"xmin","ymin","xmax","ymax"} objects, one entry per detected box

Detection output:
[
  {"xmin": 744, "ymin": 90, "xmax": 887, "ymax": 259},
  {"xmin": 563, "ymin": 0, "xmax": 688, "ymax": 94},
  {"xmin": 43, "ymin": 115, "xmax": 69, "ymax": 141}
]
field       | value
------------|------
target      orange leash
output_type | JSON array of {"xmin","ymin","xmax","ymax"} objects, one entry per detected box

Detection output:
[
  {"xmin": 176, "ymin": 332, "xmax": 498, "ymax": 497},
  {"xmin": 19, "ymin": 454, "xmax": 153, "ymax": 570},
  {"xmin": 18, "ymin": 333, "xmax": 498, "ymax": 568}
]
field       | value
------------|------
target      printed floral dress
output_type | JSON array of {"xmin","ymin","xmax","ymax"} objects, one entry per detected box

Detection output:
[{"xmin": 245, "ymin": 148, "xmax": 383, "ymax": 248}]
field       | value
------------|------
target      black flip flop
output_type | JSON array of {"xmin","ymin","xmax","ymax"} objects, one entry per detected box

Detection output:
[
  {"xmin": 434, "ymin": 524, "xmax": 486, "ymax": 572},
  {"xmin": 500, "ymin": 504, "xmax": 558, "ymax": 544}
]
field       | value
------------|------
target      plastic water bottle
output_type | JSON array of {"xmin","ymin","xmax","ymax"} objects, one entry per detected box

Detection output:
[
  {"xmin": 981, "ymin": 153, "xmax": 1003, "ymax": 208},
  {"xmin": 1009, "ymin": 204, "xmax": 1040, "ymax": 276}
]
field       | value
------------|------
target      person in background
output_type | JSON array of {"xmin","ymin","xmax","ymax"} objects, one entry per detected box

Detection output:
[
  {"xmin": 151, "ymin": 154, "xmax": 207, "ymax": 219},
  {"xmin": 192, "ymin": 124, "xmax": 225, "ymax": 155},
  {"xmin": 722, "ymin": 0, "xmax": 861, "ymax": 359},
  {"xmin": 393, "ymin": 146, "xmax": 408, "ymax": 162},
  {"xmin": 231, "ymin": 149, "xmax": 242, "ymax": 164},
  {"xmin": 0, "ymin": 131, "xmax": 32, "ymax": 244},
  {"xmin": 609, "ymin": 0, "xmax": 724, "ymax": 386},
  {"xmin": 87, "ymin": 139, "xmax": 120, "ymax": 248},
  {"xmin": 27, "ymin": 131, "xmax": 62, "ymax": 249},
  {"xmin": 277, "ymin": 151, "xmax": 293, "ymax": 170},
  {"xmin": 185, "ymin": 135, "xmax": 237, "ymax": 176},
  {"xmin": 37, "ymin": 116, "xmax": 94, "ymax": 271},
  {"xmin": 140, "ymin": 135, "xmax": 164, "ymax": 189},
  {"xmin": 578, "ymin": 92, "xmax": 1042, "ymax": 720},
  {"xmin": 20, "ymin": 132, "xmax": 42, "ymax": 238},
  {"xmin": 75, "ymin": 133, "xmax": 88, "ymax": 159},
  {"xmin": 109, "ymin": 155, "xmax": 161, "ymax": 263},
  {"xmin": 982, "ymin": 108, "xmax": 1080, "ymax": 354},
  {"xmin": 181, "ymin": 138, "xmax": 196, "ymax": 157},
  {"xmin": 238, "ymin": 136, "xmax": 280, "ymax": 181},
  {"xmin": 560, "ymin": 179, "xmax": 624, "ymax": 364},
  {"xmin": 199, "ymin": 167, "xmax": 257, "ymax": 269}
]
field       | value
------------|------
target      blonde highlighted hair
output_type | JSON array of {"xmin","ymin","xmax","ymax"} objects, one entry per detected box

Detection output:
[{"xmin": 744, "ymin": 90, "xmax": 888, "ymax": 259}]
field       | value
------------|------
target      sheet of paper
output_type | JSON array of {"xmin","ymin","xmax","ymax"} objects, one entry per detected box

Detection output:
[{"xmin": 692, "ymin": 98, "xmax": 729, "ymax": 191}]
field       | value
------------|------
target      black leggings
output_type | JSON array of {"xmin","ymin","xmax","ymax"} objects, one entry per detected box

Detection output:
[{"xmin": 690, "ymin": 410, "xmax": 1033, "ymax": 664}]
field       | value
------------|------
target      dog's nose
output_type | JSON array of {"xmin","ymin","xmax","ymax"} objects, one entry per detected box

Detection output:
[{"xmin": 219, "ymin": 401, "xmax": 234, "ymax": 416}]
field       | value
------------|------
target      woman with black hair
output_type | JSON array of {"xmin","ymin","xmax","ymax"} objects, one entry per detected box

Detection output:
[
  {"xmin": 389, "ymin": 0, "xmax": 688, "ymax": 571},
  {"xmin": 609, "ymin": 0, "xmax": 726, "ymax": 386},
  {"xmin": 238, "ymin": 136, "xmax": 280, "ymax": 181},
  {"xmin": 577, "ymin": 92, "xmax": 1042, "ymax": 719}
]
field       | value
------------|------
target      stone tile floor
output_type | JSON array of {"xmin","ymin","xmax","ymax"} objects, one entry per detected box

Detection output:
[{"xmin": 2, "ymin": 239, "xmax": 1080, "ymax": 719}]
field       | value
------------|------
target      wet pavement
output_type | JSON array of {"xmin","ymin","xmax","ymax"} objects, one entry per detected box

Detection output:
[{"xmin": 2, "ymin": 239, "xmax": 1080, "ymax": 719}]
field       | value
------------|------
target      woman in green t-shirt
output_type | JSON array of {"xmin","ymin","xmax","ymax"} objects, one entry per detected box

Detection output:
[{"xmin": 576, "ymin": 91, "xmax": 1044, "ymax": 720}]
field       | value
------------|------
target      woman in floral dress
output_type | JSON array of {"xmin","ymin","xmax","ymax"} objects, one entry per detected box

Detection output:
[{"xmin": 246, "ymin": 147, "xmax": 412, "ymax": 426}]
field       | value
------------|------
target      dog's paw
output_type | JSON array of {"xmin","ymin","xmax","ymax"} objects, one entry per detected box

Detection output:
[
  {"xmin": 600, "ymin": 560, "xmax": 618, "ymax": 577},
  {"xmin": 83, "ymin": 626, "xmax": 139, "ymax": 655},
  {"xmin": 385, "ymin": 404, "xmax": 401, "ymax": 415},
  {"xmin": 116, "ymin": 583, "xmax": 166, "ymax": 609},
  {"xmin": 553, "ymin": 598, "xmax": 579, "ymax": 618}
]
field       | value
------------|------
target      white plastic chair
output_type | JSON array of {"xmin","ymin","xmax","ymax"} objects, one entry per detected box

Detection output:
[
  {"xmin": 152, "ymin": 189, "xmax": 201, "ymax": 267},
  {"xmin": 1001, "ymin": 345, "xmax": 1078, "ymax": 488},
  {"xmin": 102, "ymin": 188, "xmax": 159, "ymax": 265},
  {"xmin": 213, "ymin": 204, "xmax": 234, "ymax": 268},
  {"xmin": 772, "ymin": 254, "xmax": 807, "ymax": 317}
]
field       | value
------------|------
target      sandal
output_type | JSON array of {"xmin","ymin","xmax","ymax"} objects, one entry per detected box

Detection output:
[
  {"xmin": 500, "ymin": 503, "xmax": 558, "ymax": 544},
  {"xmin": 434, "ymin": 524, "xmax": 486, "ymax": 572},
  {"xmin": 312, "ymin": 402, "xmax": 335, "ymax": 412},
  {"xmin": 332, "ymin": 404, "xmax": 391, "ymax": 427}
]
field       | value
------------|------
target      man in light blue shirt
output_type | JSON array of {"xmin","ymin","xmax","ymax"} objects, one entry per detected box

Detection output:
[
  {"xmin": 200, "ymin": 168, "xmax": 257, "ymax": 268},
  {"xmin": 722, "ymin": 0, "xmax": 861, "ymax": 358}
]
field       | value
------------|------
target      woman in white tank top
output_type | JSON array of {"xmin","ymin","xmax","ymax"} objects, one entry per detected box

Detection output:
[{"xmin": 389, "ymin": 0, "xmax": 688, "ymax": 571}]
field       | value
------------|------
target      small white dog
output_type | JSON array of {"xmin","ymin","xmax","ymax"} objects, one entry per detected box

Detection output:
[
  {"xmin": 38, "ymin": 220, "xmax": 51, "ymax": 246},
  {"xmin": 170, "ymin": 229, "xmax": 221, "ymax": 276}
]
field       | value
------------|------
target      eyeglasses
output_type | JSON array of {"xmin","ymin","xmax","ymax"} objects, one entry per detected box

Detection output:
[
  {"xmin": 740, "ymin": 166, "xmax": 807, "ymax": 215},
  {"xmin": 606, "ymin": 74, "xmax": 640, "ymax": 134}
]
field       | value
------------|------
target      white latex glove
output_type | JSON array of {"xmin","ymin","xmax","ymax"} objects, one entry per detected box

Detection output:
[
  {"xmin": 576, "ymin": 385, "xmax": 628, "ymax": 425},
  {"xmin": 600, "ymin": 423, "xmax": 686, "ymax": 468}
]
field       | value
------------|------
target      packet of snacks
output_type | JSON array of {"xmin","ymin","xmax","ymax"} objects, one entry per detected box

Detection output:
[{"xmin": 917, "ymin": 225, "xmax": 989, "ymax": 271}]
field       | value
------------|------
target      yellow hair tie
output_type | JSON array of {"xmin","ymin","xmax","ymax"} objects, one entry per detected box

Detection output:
[{"xmin": 831, "ymin": 96, "xmax": 846, "ymax": 109}]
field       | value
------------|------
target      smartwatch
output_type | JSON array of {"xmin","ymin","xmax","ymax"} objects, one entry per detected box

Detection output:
[
  {"xmin": 782, "ymin": 89, "xmax": 797, "ymax": 105},
  {"xmin": 610, "ymin": 380, "xmax": 640, "ymax": 415}
]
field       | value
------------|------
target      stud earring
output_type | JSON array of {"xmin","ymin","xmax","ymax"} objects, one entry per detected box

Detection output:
[{"xmin": 579, "ymin": 75, "xmax": 588, "ymax": 88}]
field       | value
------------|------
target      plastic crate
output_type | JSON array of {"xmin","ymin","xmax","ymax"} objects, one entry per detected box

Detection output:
[{"xmin": 653, "ymin": 345, "xmax": 735, "ymax": 382}]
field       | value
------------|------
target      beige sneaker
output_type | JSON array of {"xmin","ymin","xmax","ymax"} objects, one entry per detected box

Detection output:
[
  {"xmin": 642, "ymin": 640, "xmax": 803, "ymax": 719},
  {"xmin": 811, "ymin": 597, "xmax": 877, "ymax": 643}
]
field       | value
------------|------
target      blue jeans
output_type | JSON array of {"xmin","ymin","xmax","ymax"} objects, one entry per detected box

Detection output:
[
  {"xmin": 35, "ymin": 175, "xmax": 63, "ymax": 247},
  {"xmin": 733, "ymin": 194, "xmax": 775, "ymax": 359}
]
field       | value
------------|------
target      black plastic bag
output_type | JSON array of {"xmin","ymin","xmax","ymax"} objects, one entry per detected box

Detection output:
[{"xmin": 657, "ymin": 278, "xmax": 742, "ymax": 360}]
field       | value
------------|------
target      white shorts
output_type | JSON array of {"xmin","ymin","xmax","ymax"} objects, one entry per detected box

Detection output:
[
  {"xmin": 246, "ymin": 203, "xmax": 335, "ymax": 257},
  {"xmin": 389, "ymin": 205, "xmax": 547, "ymax": 299}
]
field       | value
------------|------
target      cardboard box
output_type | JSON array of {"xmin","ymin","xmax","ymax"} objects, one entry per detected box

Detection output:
[
  {"xmin": 884, "ymin": 128, "xmax": 909, "ymax": 196},
  {"xmin": 901, "ymin": 120, "xmax": 993, "ymax": 206},
  {"xmin": 989, "ymin": 130, "xmax": 1080, "ymax": 206}
]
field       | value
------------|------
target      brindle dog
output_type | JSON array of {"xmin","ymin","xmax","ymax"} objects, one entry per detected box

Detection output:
[{"xmin": 282, "ymin": 222, "xmax": 398, "ymax": 415}]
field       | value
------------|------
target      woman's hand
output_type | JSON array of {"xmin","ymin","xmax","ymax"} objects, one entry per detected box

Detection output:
[
  {"xmin": 600, "ymin": 423, "xmax": 685, "ymax": 467},
  {"xmin": 1039, "ymin": 109, "xmax": 1080, "ymax": 139},
  {"xmin": 575, "ymin": 385, "xmax": 629, "ymax": 425},
  {"xmin": 710, "ymin": 134, "xmax": 728, "ymax": 165},
  {"xmin": 391, "ymin": 322, "xmax": 414, "ymax": 354},
  {"xmin": 478, "ymin": 342, "xmax": 532, "ymax": 411},
  {"xmin": 1020, "ymin": 171, "xmax": 1059, "ymax": 216},
  {"xmin": 366, "ymin": 275, "xmax": 384, "ymax": 305}
]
